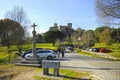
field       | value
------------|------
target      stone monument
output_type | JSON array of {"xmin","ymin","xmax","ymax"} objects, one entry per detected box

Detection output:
[
  {"xmin": 31, "ymin": 23, "xmax": 37, "ymax": 56},
  {"xmin": 15, "ymin": 23, "xmax": 42, "ymax": 67}
]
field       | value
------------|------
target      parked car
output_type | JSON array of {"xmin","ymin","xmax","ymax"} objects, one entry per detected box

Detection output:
[
  {"xmin": 67, "ymin": 46, "xmax": 74, "ymax": 51},
  {"xmin": 24, "ymin": 49, "xmax": 57, "ymax": 60},
  {"xmin": 21, "ymin": 48, "xmax": 43, "ymax": 58},
  {"xmin": 88, "ymin": 48, "xmax": 93, "ymax": 51},
  {"xmin": 92, "ymin": 48, "xmax": 101, "ymax": 52},
  {"xmin": 100, "ymin": 48, "xmax": 112, "ymax": 53}
]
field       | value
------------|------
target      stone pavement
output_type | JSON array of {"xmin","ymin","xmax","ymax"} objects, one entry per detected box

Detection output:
[{"xmin": 60, "ymin": 51, "xmax": 120, "ymax": 80}]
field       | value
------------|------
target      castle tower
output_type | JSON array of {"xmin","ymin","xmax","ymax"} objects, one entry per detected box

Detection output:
[
  {"xmin": 54, "ymin": 23, "xmax": 58, "ymax": 27},
  {"xmin": 67, "ymin": 23, "xmax": 72, "ymax": 28}
]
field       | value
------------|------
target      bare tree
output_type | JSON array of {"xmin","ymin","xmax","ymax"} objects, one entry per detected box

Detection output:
[
  {"xmin": 95, "ymin": 0, "xmax": 120, "ymax": 25},
  {"xmin": 5, "ymin": 6, "xmax": 27, "ymax": 25},
  {"xmin": 95, "ymin": 0, "xmax": 120, "ymax": 43},
  {"xmin": 4, "ymin": 6, "xmax": 30, "ymax": 53}
]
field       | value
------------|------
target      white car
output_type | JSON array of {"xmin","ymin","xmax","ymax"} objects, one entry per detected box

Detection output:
[{"xmin": 25, "ymin": 49, "xmax": 57, "ymax": 60}]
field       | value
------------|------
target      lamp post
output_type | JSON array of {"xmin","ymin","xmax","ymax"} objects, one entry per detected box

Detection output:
[
  {"xmin": 78, "ymin": 37, "xmax": 81, "ymax": 44},
  {"xmin": 31, "ymin": 23, "xmax": 37, "ymax": 56}
]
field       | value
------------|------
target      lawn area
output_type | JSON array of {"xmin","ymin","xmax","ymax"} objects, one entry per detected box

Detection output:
[
  {"xmin": 0, "ymin": 43, "xmax": 57, "ymax": 63},
  {"xmin": 0, "ymin": 50, "xmax": 17, "ymax": 63},
  {"xmin": 0, "ymin": 64, "xmax": 92, "ymax": 80},
  {"xmin": 93, "ymin": 43, "xmax": 120, "ymax": 58},
  {"xmin": 34, "ymin": 68, "xmax": 91, "ymax": 80},
  {"xmin": 75, "ymin": 43, "xmax": 120, "ymax": 59},
  {"xmin": 0, "ymin": 43, "xmax": 57, "ymax": 51},
  {"xmin": 36, "ymin": 43, "xmax": 57, "ymax": 50},
  {"xmin": 0, "ymin": 43, "xmax": 95, "ymax": 80}
]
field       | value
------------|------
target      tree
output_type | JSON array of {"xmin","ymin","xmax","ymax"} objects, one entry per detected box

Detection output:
[
  {"xmin": 100, "ymin": 28, "xmax": 113, "ymax": 46},
  {"xmin": 95, "ymin": 0, "xmax": 120, "ymax": 25},
  {"xmin": 36, "ymin": 33, "xmax": 43, "ymax": 43},
  {"xmin": 4, "ymin": 6, "xmax": 28, "ymax": 26},
  {"xmin": 81, "ymin": 30, "xmax": 95, "ymax": 47},
  {"xmin": 4, "ymin": 6, "xmax": 30, "ymax": 52},
  {"xmin": 95, "ymin": 26, "xmax": 110, "ymax": 42},
  {"xmin": 44, "ymin": 30, "xmax": 65, "ymax": 46},
  {"xmin": 71, "ymin": 28, "xmax": 84, "ymax": 44},
  {"xmin": 0, "ymin": 19, "xmax": 24, "ymax": 49}
]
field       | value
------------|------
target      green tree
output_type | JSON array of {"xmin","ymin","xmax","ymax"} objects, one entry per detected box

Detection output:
[
  {"xmin": 111, "ymin": 28, "xmax": 120, "ymax": 42},
  {"xmin": 81, "ymin": 30, "xmax": 95, "ymax": 47},
  {"xmin": 95, "ymin": 26, "xmax": 110, "ymax": 42},
  {"xmin": 0, "ymin": 19, "xmax": 24, "ymax": 49},
  {"xmin": 4, "ymin": 6, "xmax": 30, "ymax": 52},
  {"xmin": 36, "ymin": 33, "xmax": 43, "ymax": 43},
  {"xmin": 100, "ymin": 28, "xmax": 112, "ymax": 46},
  {"xmin": 71, "ymin": 28, "xmax": 84, "ymax": 44},
  {"xmin": 44, "ymin": 30, "xmax": 65, "ymax": 46},
  {"xmin": 95, "ymin": 0, "xmax": 120, "ymax": 45}
]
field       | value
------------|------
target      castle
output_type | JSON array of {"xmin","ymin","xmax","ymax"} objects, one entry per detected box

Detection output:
[
  {"xmin": 49, "ymin": 23, "xmax": 74, "ymax": 42},
  {"xmin": 49, "ymin": 23, "xmax": 72, "ymax": 31}
]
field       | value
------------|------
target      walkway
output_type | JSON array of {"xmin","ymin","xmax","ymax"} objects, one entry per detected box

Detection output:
[{"xmin": 60, "ymin": 51, "xmax": 120, "ymax": 80}]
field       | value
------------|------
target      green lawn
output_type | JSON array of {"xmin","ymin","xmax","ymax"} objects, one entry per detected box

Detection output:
[
  {"xmin": 0, "ymin": 43, "xmax": 57, "ymax": 51},
  {"xmin": 0, "ymin": 43, "xmax": 93, "ymax": 80},
  {"xmin": 34, "ymin": 68, "xmax": 91, "ymax": 80},
  {"xmin": 0, "ymin": 43, "xmax": 57, "ymax": 63},
  {"xmin": 93, "ymin": 43, "xmax": 120, "ymax": 58},
  {"xmin": 0, "ymin": 42, "xmax": 119, "ymax": 63},
  {"xmin": 36, "ymin": 43, "xmax": 57, "ymax": 50}
]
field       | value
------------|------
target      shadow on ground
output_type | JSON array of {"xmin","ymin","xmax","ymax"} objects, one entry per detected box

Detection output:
[
  {"xmin": 47, "ymin": 74, "xmax": 91, "ymax": 80},
  {"xmin": 61, "ymin": 66, "xmax": 120, "ymax": 70}
]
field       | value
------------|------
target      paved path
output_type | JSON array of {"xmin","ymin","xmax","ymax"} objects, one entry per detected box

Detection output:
[{"xmin": 60, "ymin": 51, "xmax": 120, "ymax": 80}]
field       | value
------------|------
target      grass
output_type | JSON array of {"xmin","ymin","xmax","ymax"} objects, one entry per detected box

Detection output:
[
  {"xmin": 0, "ymin": 43, "xmax": 97, "ymax": 80},
  {"xmin": 110, "ymin": 51, "xmax": 120, "ymax": 58},
  {"xmin": 75, "ymin": 42, "xmax": 120, "ymax": 61},
  {"xmin": 75, "ymin": 48, "xmax": 100, "ymax": 58},
  {"xmin": 78, "ymin": 50, "xmax": 120, "ymax": 61},
  {"xmin": 0, "ymin": 50, "xmax": 17, "ymax": 63},
  {"xmin": 0, "ymin": 64, "xmax": 37, "ymax": 79},
  {"xmin": 0, "ymin": 43, "xmax": 57, "ymax": 51},
  {"xmin": 34, "ymin": 68, "xmax": 91, "ymax": 80},
  {"xmin": 0, "ymin": 64, "xmax": 92, "ymax": 80},
  {"xmin": 0, "ymin": 43, "xmax": 57, "ymax": 63},
  {"xmin": 36, "ymin": 43, "xmax": 57, "ymax": 50},
  {"xmin": 92, "ymin": 43, "xmax": 120, "ymax": 58}
]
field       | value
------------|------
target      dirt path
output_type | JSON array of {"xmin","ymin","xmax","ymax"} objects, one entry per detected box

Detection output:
[
  {"xmin": 0, "ymin": 65, "xmax": 39, "ymax": 80},
  {"xmin": 11, "ymin": 67, "xmax": 39, "ymax": 80}
]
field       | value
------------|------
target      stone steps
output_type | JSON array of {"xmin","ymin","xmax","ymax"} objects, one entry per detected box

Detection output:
[
  {"xmin": 14, "ymin": 57, "xmax": 42, "ymax": 67},
  {"xmin": 20, "ymin": 60, "xmax": 41, "ymax": 64},
  {"xmin": 15, "ymin": 63, "xmax": 41, "ymax": 67}
]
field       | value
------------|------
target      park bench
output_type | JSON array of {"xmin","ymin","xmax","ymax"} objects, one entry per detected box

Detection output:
[{"xmin": 42, "ymin": 60, "xmax": 60, "ymax": 76}]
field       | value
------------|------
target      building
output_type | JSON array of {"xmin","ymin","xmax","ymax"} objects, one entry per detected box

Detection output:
[
  {"xmin": 49, "ymin": 23, "xmax": 74, "ymax": 42},
  {"xmin": 49, "ymin": 23, "xmax": 72, "ymax": 31}
]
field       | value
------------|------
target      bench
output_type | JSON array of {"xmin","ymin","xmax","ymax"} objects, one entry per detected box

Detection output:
[{"xmin": 42, "ymin": 60, "xmax": 60, "ymax": 76}]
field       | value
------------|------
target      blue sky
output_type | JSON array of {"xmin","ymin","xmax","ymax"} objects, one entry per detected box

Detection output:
[{"xmin": 0, "ymin": 0, "xmax": 98, "ymax": 34}]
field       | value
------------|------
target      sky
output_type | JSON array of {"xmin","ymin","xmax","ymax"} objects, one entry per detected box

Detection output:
[{"xmin": 0, "ymin": 0, "xmax": 98, "ymax": 35}]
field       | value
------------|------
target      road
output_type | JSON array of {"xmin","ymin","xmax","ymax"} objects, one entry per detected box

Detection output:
[{"xmin": 60, "ymin": 51, "xmax": 120, "ymax": 80}]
